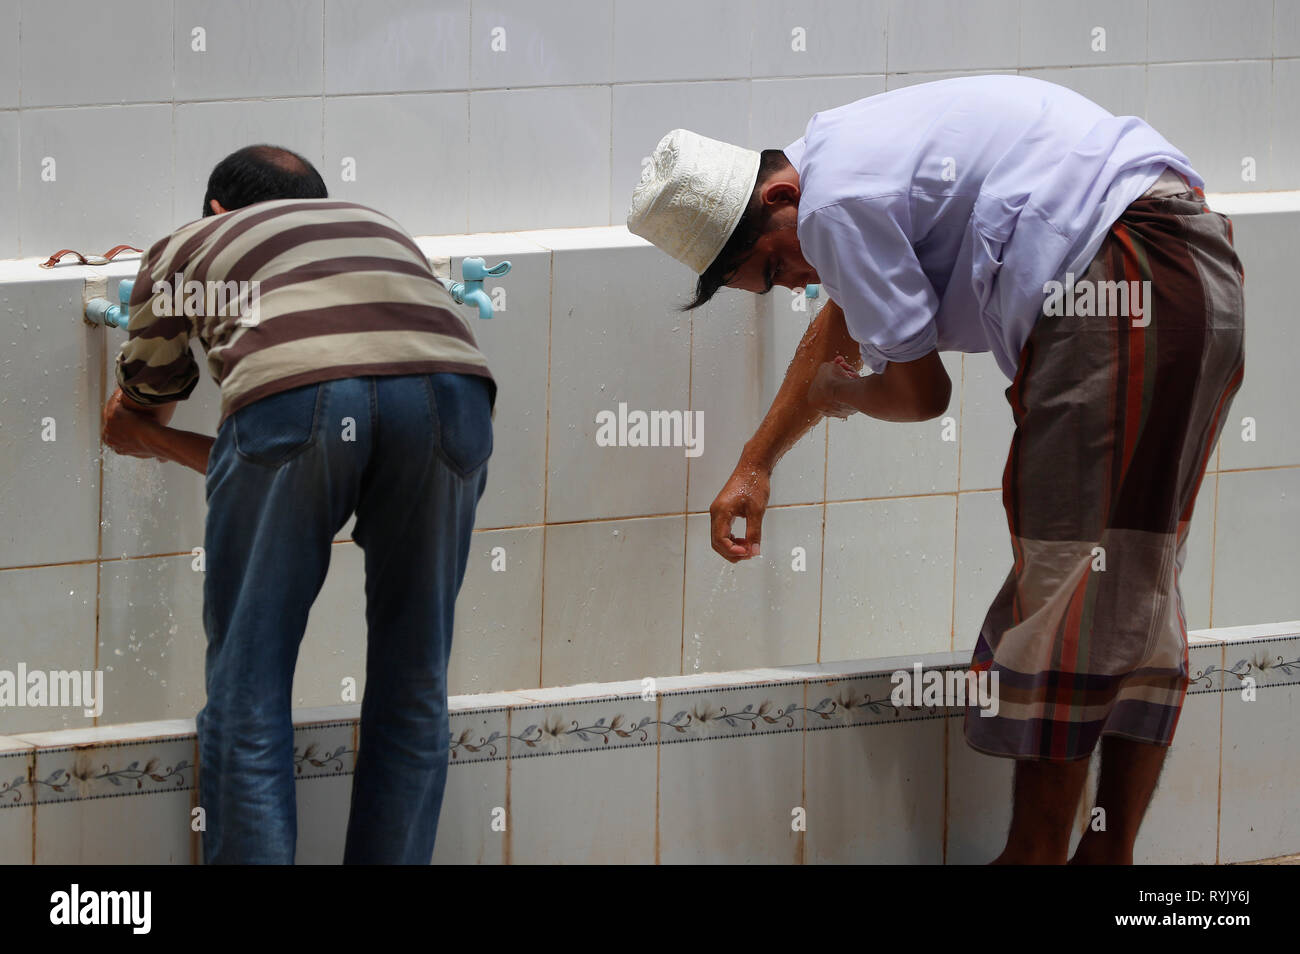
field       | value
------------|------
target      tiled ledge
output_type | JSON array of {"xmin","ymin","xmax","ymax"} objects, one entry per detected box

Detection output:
[{"xmin": 1, "ymin": 621, "xmax": 1295, "ymax": 864}]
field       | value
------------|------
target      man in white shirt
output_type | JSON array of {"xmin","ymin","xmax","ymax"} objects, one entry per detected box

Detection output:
[{"xmin": 628, "ymin": 75, "xmax": 1245, "ymax": 864}]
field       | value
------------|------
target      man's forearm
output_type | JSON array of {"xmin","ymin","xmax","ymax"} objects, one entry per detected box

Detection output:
[
  {"xmin": 142, "ymin": 424, "xmax": 214, "ymax": 474},
  {"xmin": 741, "ymin": 299, "xmax": 861, "ymax": 472}
]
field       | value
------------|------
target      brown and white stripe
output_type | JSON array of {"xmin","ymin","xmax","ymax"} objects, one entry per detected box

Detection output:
[{"xmin": 115, "ymin": 199, "xmax": 493, "ymax": 421}]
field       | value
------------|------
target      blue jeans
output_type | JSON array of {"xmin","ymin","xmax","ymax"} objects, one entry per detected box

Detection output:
[{"xmin": 196, "ymin": 372, "xmax": 492, "ymax": 864}]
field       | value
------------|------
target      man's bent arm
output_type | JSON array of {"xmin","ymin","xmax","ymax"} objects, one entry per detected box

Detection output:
[{"xmin": 741, "ymin": 298, "xmax": 861, "ymax": 472}]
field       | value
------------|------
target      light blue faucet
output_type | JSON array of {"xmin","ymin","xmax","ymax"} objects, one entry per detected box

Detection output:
[
  {"xmin": 804, "ymin": 283, "xmax": 820, "ymax": 299},
  {"xmin": 444, "ymin": 257, "xmax": 511, "ymax": 319},
  {"xmin": 85, "ymin": 279, "xmax": 134, "ymax": 329}
]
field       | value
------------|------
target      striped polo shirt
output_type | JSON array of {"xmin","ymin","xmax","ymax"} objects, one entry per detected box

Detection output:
[{"xmin": 115, "ymin": 199, "xmax": 494, "ymax": 422}]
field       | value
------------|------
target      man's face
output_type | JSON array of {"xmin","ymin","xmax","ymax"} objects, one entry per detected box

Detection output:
[{"xmin": 724, "ymin": 177, "xmax": 819, "ymax": 295}]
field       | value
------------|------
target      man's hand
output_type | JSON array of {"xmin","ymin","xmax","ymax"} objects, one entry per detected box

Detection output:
[
  {"xmin": 102, "ymin": 388, "xmax": 214, "ymax": 474},
  {"xmin": 709, "ymin": 460, "xmax": 771, "ymax": 562},
  {"xmin": 808, "ymin": 355, "xmax": 861, "ymax": 420}
]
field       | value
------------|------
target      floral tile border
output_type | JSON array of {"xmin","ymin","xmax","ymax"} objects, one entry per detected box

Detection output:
[
  {"xmin": 449, "ymin": 707, "xmax": 510, "ymax": 764},
  {"xmin": 29, "ymin": 738, "xmax": 194, "ymax": 806},
  {"xmin": 293, "ymin": 719, "xmax": 356, "ymax": 781},
  {"xmin": 657, "ymin": 683, "xmax": 807, "ymax": 746},
  {"xmin": 0, "ymin": 749, "xmax": 33, "ymax": 808},
  {"xmin": 507, "ymin": 694, "xmax": 658, "ymax": 759}
]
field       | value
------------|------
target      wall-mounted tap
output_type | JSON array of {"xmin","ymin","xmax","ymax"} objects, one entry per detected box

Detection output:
[
  {"xmin": 85, "ymin": 279, "xmax": 134, "ymax": 329},
  {"xmin": 442, "ymin": 257, "xmax": 511, "ymax": 319},
  {"xmin": 803, "ymin": 283, "xmax": 820, "ymax": 299}
]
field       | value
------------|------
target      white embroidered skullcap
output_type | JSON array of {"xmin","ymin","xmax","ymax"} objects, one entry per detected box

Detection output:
[{"xmin": 626, "ymin": 129, "xmax": 762, "ymax": 275}]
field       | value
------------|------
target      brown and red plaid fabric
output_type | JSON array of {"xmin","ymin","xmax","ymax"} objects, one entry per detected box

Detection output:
[{"xmin": 965, "ymin": 169, "xmax": 1246, "ymax": 761}]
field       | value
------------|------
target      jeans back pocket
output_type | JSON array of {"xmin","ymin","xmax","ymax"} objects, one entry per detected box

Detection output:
[
  {"xmin": 428, "ymin": 373, "xmax": 493, "ymax": 477},
  {"xmin": 231, "ymin": 382, "xmax": 323, "ymax": 467}
]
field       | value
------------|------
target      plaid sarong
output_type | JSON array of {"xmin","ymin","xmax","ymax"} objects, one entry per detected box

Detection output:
[{"xmin": 964, "ymin": 168, "xmax": 1246, "ymax": 761}]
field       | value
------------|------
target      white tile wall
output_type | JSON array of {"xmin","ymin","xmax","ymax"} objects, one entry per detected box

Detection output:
[
  {"xmin": 1019, "ymin": 0, "xmax": 1147, "ymax": 68},
  {"xmin": 1147, "ymin": 0, "xmax": 1273, "ymax": 63},
  {"xmin": 0, "ymin": 277, "xmax": 102, "ymax": 568},
  {"xmin": 1212, "ymin": 468, "xmax": 1300, "ymax": 627},
  {"xmin": 323, "ymin": 0, "xmax": 470, "ymax": 95},
  {"xmin": 0, "ymin": 112, "xmax": 16, "ymax": 259},
  {"xmin": 470, "ymin": 0, "xmax": 614, "ymax": 89},
  {"xmin": 748, "ymin": 75, "xmax": 885, "ymax": 150},
  {"xmin": 1279, "ymin": 0, "xmax": 1300, "ymax": 58},
  {"xmin": 19, "ymin": 0, "xmax": 172, "ymax": 108},
  {"xmin": 0, "ymin": 0, "xmax": 17, "ymax": 109},
  {"xmin": 1146, "ymin": 61, "xmax": 1274, "ymax": 192},
  {"xmin": 19, "ymin": 105, "xmax": 174, "ymax": 255},
  {"xmin": 1019, "ymin": 64, "xmax": 1147, "ymax": 118},
  {"xmin": 611, "ymin": 0, "xmax": 753, "ymax": 83},
  {"xmin": 174, "ymin": 0, "xmax": 324, "ymax": 101},
  {"xmin": 886, "ymin": 0, "xmax": 1020, "ymax": 74},
  {"xmin": 750, "ymin": 0, "xmax": 888, "ymax": 79},
  {"xmin": 468, "ymin": 86, "xmax": 611, "ymax": 231}
]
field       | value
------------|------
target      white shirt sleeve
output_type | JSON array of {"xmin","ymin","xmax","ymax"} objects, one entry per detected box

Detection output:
[{"xmin": 798, "ymin": 195, "xmax": 939, "ymax": 373}]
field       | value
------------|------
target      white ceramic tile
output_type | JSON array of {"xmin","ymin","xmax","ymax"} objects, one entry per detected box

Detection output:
[
  {"xmin": 295, "ymin": 542, "xmax": 367, "ymax": 709},
  {"xmin": 612, "ymin": 0, "xmax": 752, "ymax": 83},
  {"xmin": 291, "ymin": 720, "xmax": 355, "ymax": 864},
  {"xmin": 1179, "ymin": 473, "xmax": 1216, "ymax": 632},
  {"xmin": 1195, "ymin": 621, "xmax": 1300, "ymax": 642},
  {"xmin": 174, "ymin": 0, "xmax": 323, "ymax": 101},
  {"xmin": 1131, "ymin": 648, "xmax": 1223, "ymax": 864},
  {"xmin": 19, "ymin": 0, "xmax": 171, "ymax": 107},
  {"xmin": 173, "ymin": 98, "xmax": 324, "ymax": 225},
  {"xmin": 1218, "ymin": 209, "xmax": 1300, "ymax": 470},
  {"xmin": 1147, "ymin": 0, "xmax": 1272, "ymax": 62},
  {"xmin": 100, "ymin": 304, "xmax": 217, "ymax": 559},
  {"xmin": 32, "ymin": 736, "xmax": 196, "ymax": 863},
  {"xmin": 468, "ymin": 86, "xmax": 610, "ymax": 231},
  {"xmin": 687, "ymin": 286, "xmax": 826, "ymax": 511},
  {"xmin": 0, "ymin": 564, "xmax": 97, "ymax": 736},
  {"xmin": 545, "ymin": 243, "xmax": 690, "ymax": 522},
  {"xmin": 1019, "ymin": 0, "xmax": 1146, "ymax": 69},
  {"xmin": 1019, "ymin": 65, "xmax": 1147, "ymax": 118},
  {"xmin": 20, "ymin": 105, "xmax": 174, "ymax": 254},
  {"xmin": 0, "ymin": 278, "xmax": 102, "ymax": 567},
  {"xmin": 657, "ymin": 684, "xmax": 805, "ymax": 862},
  {"xmin": 97, "ymin": 553, "xmax": 206, "ymax": 726},
  {"xmin": 1274, "ymin": 61, "xmax": 1300, "ymax": 193},
  {"xmin": 293, "ymin": 773, "xmax": 351, "ymax": 863},
  {"xmin": 750, "ymin": 0, "xmax": 887, "ymax": 78},
  {"xmin": 0, "ymin": 112, "xmax": 16, "ymax": 258},
  {"xmin": 323, "ymin": 0, "xmax": 470, "ymax": 94},
  {"xmin": 886, "ymin": 0, "xmax": 1020, "ymax": 74},
  {"xmin": 541, "ymin": 516, "xmax": 685, "ymax": 686},
  {"xmin": 958, "ymin": 351, "xmax": 1013, "ymax": 491},
  {"xmin": 682, "ymin": 507, "xmax": 822, "ymax": 673},
  {"xmin": 826, "ymin": 353, "xmax": 960, "ymax": 501},
  {"xmin": 609, "ymin": 81, "xmax": 749, "ymax": 227},
  {"xmin": 820, "ymin": 495, "xmax": 956, "ymax": 661},
  {"xmin": 952, "ymin": 490, "xmax": 1008, "ymax": 654},
  {"xmin": 805, "ymin": 713, "xmax": 944, "ymax": 862},
  {"xmin": 1146, "ymin": 62, "xmax": 1273, "ymax": 193},
  {"xmin": 508, "ymin": 697, "xmax": 657, "ymax": 863},
  {"xmin": 434, "ymin": 243, "xmax": 548, "ymax": 530},
  {"xmin": 0, "ymin": 0, "xmax": 16, "ymax": 109},
  {"xmin": 323, "ymin": 93, "xmax": 467, "ymax": 235},
  {"xmin": 470, "ymin": 0, "xmax": 613, "ymax": 88},
  {"xmin": 1211, "ymin": 468, "xmax": 1300, "ymax": 627},
  {"xmin": 0, "ymin": 747, "xmax": 32, "ymax": 864},
  {"xmin": 1279, "ymin": 0, "xmax": 1300, "ymax": 57},
  {"xmin": 887, "ymin": 69, "xmax": 1010, "ymax": 91},
  {"xmin": 450, "ymin": 527, "xmax": 544, "ymax": 695},
  {"xmin": 1219, "ymin": 637, "xmax": 1300, "ymax": 863},
  {"xmin": 748, "ymin": 75, "xmax": 886, "ymax": 151},
  {"xmin": 944, "ymin": 714, "xmax": 1012, "ymax": 863},
  {"xmin": 434, "ymin": 708, "xmax": 507, "ymax": 864}
]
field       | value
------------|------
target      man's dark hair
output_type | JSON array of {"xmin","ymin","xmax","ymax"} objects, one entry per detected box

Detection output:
[
  {"xmin": 683, "ymin": 148, "xmax": 792, "ymax": 310},
  {"xmin": 202, "ymin": 144, "xmax": 328, "ymax": 217}
]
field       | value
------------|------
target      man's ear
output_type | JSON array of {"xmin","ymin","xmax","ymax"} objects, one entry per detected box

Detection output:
[
  {"xmin": 209, "ymin": 198, "xmax": 227, "ymax": 215},
  {"xmin": 759, "ymin": 178, "xmax": 799, "ymax": 210}
]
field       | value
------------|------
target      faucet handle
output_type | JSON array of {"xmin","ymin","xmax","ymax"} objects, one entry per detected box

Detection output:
[{"xmin": 461, "ymin": 257, "xmax": 512, "ymax": 282}]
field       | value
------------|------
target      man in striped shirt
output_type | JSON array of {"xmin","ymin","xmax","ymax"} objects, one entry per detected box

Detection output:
[{"xmin": 101, "ymin": 145, "xmax": 495, "ymax": 864}]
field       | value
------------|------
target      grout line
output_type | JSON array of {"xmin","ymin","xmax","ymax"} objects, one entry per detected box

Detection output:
[
  {"xmin": 679, "ymin": 300, "xmax": 696, "ymax": 675},
  {"xmin": 537, "ymin": 248, "xmax": 554, "ymax": 689},
  {"xmin": 949, "ymin": 356, "xmax": 966, "ymax": 651},
  {"xmin": 92, "ymin": 319, "xmax": 106, "ymax": 729},
  {"xmin": 1208, "ymin": 473, "xmax": 1220, "ymax": 626},
  {"xmin": 816, "ymin": 413, "xmax": 829, "ymax": 663},
  {"xmin": 1214, "ymin": 639, "xmax": 1225, "ymax": 865}
]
